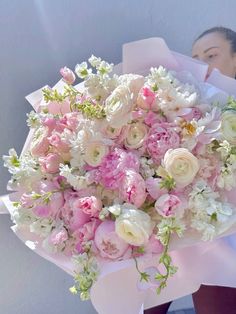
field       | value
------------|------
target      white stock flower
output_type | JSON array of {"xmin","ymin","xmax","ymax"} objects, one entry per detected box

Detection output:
[
  {"xmin": 59, "ymin": 164, "xmax": 87, "ymax": 190},
  {"xmin": 105, "ymin": 85, "xmax": 134, "ymax": 128},
  {"xmin": 115, "ymin": 204, "xmax": 153, "ymax": 246},
  {"xmin": 118, "ymin": 74, "xmax": 144, "ymax": 100},
  {"xmin": 163, "ymin": 148, "xmax": 200, "ymax": 187},
  {"xmin": 75, "ymin": 62, "xmax": 92, "ymax": 79},
  {"xmin": 221, "ymin": 110, "xmax": 236, "ymax": 144}
]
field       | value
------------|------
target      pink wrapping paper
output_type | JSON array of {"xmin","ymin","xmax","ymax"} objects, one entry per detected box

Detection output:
[{"xmin": 1, "ymin": 37, "xmax": 236, "ymax": 314}]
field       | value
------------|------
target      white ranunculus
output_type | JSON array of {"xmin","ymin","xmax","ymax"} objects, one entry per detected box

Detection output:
[
  {"xmin": 105, "ymin": 85, "xmax": 134, "ymax": 128},
  {"xmin": 115, "ymin": 206, "xmax": 153, "ymax": 246},
  {"xmin": 125, "ymin": 122, "xmax": 148, "ymax": 149},
  {"xmin": 221, "ymin": 110, "xmax": 236, "ymax": 144},
  {"xmin": 84, "ymin": 141, "xmax": 108, "ymax": 167},
  {"xmin": 163, "ymin": 148, "xmax": 200, "ymax": 187}
]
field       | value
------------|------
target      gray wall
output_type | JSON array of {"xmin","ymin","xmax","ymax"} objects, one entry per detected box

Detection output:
[{"xmin": 0, "ymin": 0, "xmax": 236, "ymax": 313}]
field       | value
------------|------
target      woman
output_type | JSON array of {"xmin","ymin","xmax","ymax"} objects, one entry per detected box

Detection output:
[{"xmin": 145, "ymin": 26, "xmax": 236, "ymax": 314}]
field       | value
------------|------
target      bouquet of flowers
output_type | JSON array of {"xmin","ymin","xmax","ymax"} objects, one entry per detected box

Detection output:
[{"xmin": 2, "ymin": 38, "xmax": 236, "ymax": 313}]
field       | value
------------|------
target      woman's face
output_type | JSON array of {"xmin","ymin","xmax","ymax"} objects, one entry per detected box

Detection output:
[{"xmin": 192, "ymin": 32, "xmax": 236, "ymax": 79}]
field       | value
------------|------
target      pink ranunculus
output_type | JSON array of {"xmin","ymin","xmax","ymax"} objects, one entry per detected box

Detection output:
[
  {"xmin": 98, "ymin": 148, "xmax": 140, "ymax": 189},
  {"xmin": 145, "ymin": 177, "xmax": 167, "ymax": 200},
  {"xmin": 137, "ymin": 86, "xmax": 157, "ymax": 110},
  {"xmin": 73, "ymin": 196, "xmax": 102, "ymax": 218},
  {"xmin": 60, "ymin": 66, "xmax": 76, "ymax": 85},
  {"xmin": 94, "ymin": 220, "xmax": 129, "ymax": 260},
  {"xmin": 155, "ymin": 193, "xmax": 185, "ymax": 218},
  {"xmin": 48, "ymin": 227, "xmax": 68, "ymax": 246},
  {"xmin": 146, "ymin": 124, "xmax": 180, "ymax": 162},
  {"xmin": 39, "ymin": 153, "xmax": 63, "ymax": 174},
  {"xmin": 144, "ymin": 234, "xmax": 164, "ymax": 254},
  {"xmin": 119, "ymin": 170, "xmax": 146, "ymax": 208},
  {"xmin": 48, "ymin": 133, "xmax": 70, "ymax": 153}
]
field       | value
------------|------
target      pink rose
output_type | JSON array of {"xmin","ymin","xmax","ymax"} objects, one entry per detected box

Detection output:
[
  {"xmin": 73, "ymin": 196, "xmax": 102, "ymax": 218},
  {"xmin": 94, "ymin": 220, "xmax": 129, "ymax": 259},
  {"xmin": 146, "ymin": 177, "xmax": 167, "ymax": 200},
  {"xmin": 137, "ymin": 87, "xmax": 157, "ymax": 110},
  {"xmin": 39, "ymin": 153, "xmax": 63, "ymax": 173},
  {"xmin": 155, "ymin": 193, "xmax": 185, "ymax": 218},
  {"xmin": 146, "ymin": 124, "xmax": 180, "ymax": 162},
  {"xmin": 119, "ymin": 170, "xmax": 146, "ymax": 208},
  {"xmin": 60, "ymin": 66, "xmax": 76, "ymax": 85}
]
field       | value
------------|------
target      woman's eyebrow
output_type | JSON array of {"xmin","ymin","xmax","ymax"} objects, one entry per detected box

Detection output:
[{"xmin": 203, "ymin": 46, "xmax": 219, "ymax": 53}]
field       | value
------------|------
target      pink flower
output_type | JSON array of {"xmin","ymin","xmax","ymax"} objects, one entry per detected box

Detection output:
[
  {"xmin": 181, "ymin": 107, "xmax": 202, "ymax": 121},
  {"xmin": 39, "ymin": 153, "xmax": 63, "ymax": 173},
  {"xmin": 48, "ymin": 133, "xmax": 70, "ymax": 153},
  {"xmin": 94, "ymin": 220, "xmax": 129, "ymax": 259},
  {"xmin": 144, "ymin": 111, "xmax": 166, "ymax": 127},
  {"xmin": 60, "ymin": 66, "xmax": 76, "ymax": 85},
  {"xmin": 30, "ymin": 127, "xmax": 50, "ymax": 157},
  {"xmin": 73, "ymin": 196, "xmax": 102, "ymax": 218},
  {"xmin": 155, "ymin": 194, "xmax": 185, "ymax": 218},
  {"xmin": 146, "ymin": 177, "xmax": 167, "ymax": 200},
  {"xmin": 73, "ymin": 219, "xmax": 101, "ymax": 252},
  {"xmin": 146, "ymin": 124, "xmax": 180, "ymax": 162},
  {"xmin": 48, "ymin": 227, "xmax": 68, "ymax": 246},
  {"xmin": 137, "ymin": 87, "xmax": 157, "ymax": 110},
  {"xmin": 144, "ymin": 234, "xmax": 163, "ymax": 254},
  {"xmin": 98, "ymin": 148, "xmax": 140, "ymax": 189},
  {"xmin": 42, "ymin": 117, "xmax": 57, "ymax": 133},
  {"xmin": 33, "ymin": 205, "xmax": 51, "ymax": 217},
  {"xmin": 47, "ymin": 100, "xmax": 71, "ymax": 115},
  {"xmin": 57, "ymin": 113, "xmax": 80, "ymax": 132},
  {"xmin": 119, "ymin": 170, "xmax": 146, "ymax": 208}
]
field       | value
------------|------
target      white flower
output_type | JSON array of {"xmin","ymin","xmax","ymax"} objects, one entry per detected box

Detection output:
[
  {"xmin": 105, "ymin": 85, "xmax": 134, "ymax": 128},
  {"xmin": 221, "ymin": 110, "xmax": 236, "ymax": 144},
  {"xmin": 59, "ymin": 164, "xmax": 87, "ymax": 190},
  {"xmin": 84, "ymin": 141, "xmax": 108, "ymax": 167},
  {"xmin": 125, "ymin": 122, "xmax": 148, "ymax": 149},
  {"xmin": 118, "ymin": 74, "xmax": 144, "ymax": 100},
  {"xmin": 75, "ymin": 62, "xmax": 92, "ymax": 79},
  {"xmin": 2, "ymin": 148, "xmax": 20, "ymax": 174},
  {"xmin": 107, "ymin": 204, "xmax": 122, "ymax": 216},
  {"xmin": 217, "ymin": 165, "xmax": 236, "ymax": 191},
  {"xmin": 163, "ymin": 148, "xmax": 200, "ymax": 187},
  {"xmin": 206, "ymin": 199, "xmax": 233, "ymax": 223},
  {"xmin": 115, "ymin": 204, "xmax": 153, "ymax": 246},
  {"xmin": 88, "ymin": 55, "xmax": 102, "ymax": 68}
]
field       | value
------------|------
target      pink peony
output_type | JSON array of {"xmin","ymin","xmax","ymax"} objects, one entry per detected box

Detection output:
[
  {"xmin": 98, "ymin": 148, "xmax": 140, "ymax": 189},
  {"xmin": 146, "ymin": 124, "xmax": 180, "ymax": 162},
  {"xmin": 39, "ymin": 153, "xmax": 63, "ymax": 173},
  {"xmin": 60, "ymin": 66, "xmax": 76, "ymax": 85},
  {"xmin": 48, "ymin": 227, "xmax": 68, "ymax": 246},
  {"xmin": 94, "ymin": 220, "xmax": 129, "ymax": 259},
  {"xmin": 73, "ymin": 196, "xmax": 102, "ymax": 218},
  {"xmin": 119, "ymin": 170, "xmax": 146, "ymax": 208},
  {"xmin": 144, "ymin": 111, "xmax": 166, "ymax": 127},
  {"xmin": 155, "ymin": 193, "xmax": 185, "ymax": 218}
]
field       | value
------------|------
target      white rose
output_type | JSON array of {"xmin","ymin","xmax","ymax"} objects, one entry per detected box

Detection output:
[
  {"xmin": 221, "ymin": 110, "xmax": 236, "ymax": 144},
  {"xmin": 84, "ymin": 141, "xmax": 108, "ymax": 167},
  {"xmin": 163, "ymin": 148, "xmax": 199, "ymax": 187},
  {"xmin": 125, "ymin": 122, "xmax": 148, "ymax": 149},
  {"xmin": 115, "ymin": 206, "xmax": 153, "ymax": 246},
  {"xmin": 105, "ymin": 85, "xmax": 134, "ymax": 128},
  {"xmin": 118, "ymin": 74, "xmax": 145, "ymax": 101}
]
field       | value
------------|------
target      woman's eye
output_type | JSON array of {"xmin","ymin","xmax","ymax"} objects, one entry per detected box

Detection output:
[{"xmin": 207, "ymin": 54, "xmax": 217, "ymax": 60}]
